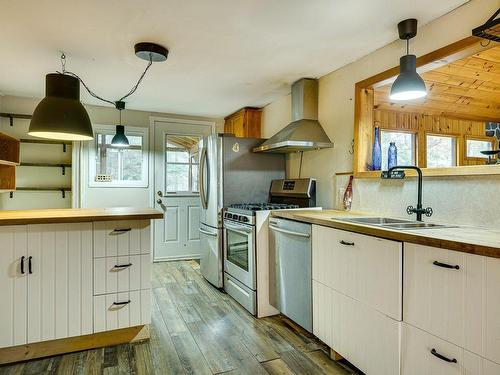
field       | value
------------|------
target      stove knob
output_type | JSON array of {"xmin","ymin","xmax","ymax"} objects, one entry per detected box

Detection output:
[
  {"xmin": 226, "ymin": 213, "xmax": 232, "ymax": 219},
  {"xmin": 237, "ymin": 215, "xmax": 243, "ymax": 221},
  {"xmin": 242, "ymin": 216, "xmax": 249, "ymax": 223}
]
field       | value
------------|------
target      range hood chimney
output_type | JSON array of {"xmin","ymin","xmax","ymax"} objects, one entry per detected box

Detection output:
[{"xmin": 253, "ymin": 78, "xmax": 333, "ymax": 153}]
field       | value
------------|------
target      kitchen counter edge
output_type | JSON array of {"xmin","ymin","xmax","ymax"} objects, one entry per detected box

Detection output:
[
  {"xmin": 0, "ymin": 207, "xmax": 163, "ymax": 225},
  {"xmin": 271, "ymin": 209, "xmax": 500, "ymax": 259}
]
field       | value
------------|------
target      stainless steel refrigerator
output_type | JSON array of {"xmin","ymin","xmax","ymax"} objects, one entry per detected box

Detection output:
[{"xmin": 198, "ymin": 134, "xmax": 285, "ymax": 288}]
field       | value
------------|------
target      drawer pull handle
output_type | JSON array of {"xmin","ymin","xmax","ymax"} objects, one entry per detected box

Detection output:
[
  {"xmin": 28, "ymin": 256, "xmax": 33, "ymax": 274},
  {"xmin": 113, "ymin": 263, "xmax": 133, "ymax": 269},
  {"xmin": 112, "ymin": 300, "xmax": 131, "ymax": 306},
  {"xmin": 430, "ymin": 348, "xmax": 457, "ymax": 364},
  {"xmin": 112, "ymin": 228, "xmax": 132, "ymax": 234},
  {"xmin": 20, "ymin": 256, "xmax": 25, "ymax": 274},
  {"xmin": 433, "ymin": 261, "xmax": 460, "ymax": 270},
  {"xmin": 340, "ymin": 240, "xmax": 355, "ymax": 246}
]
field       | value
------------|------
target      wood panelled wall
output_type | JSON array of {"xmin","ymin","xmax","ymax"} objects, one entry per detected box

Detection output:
[{"xmin": 373, "ymin": 109, "xmax": 494, "ymax": 167}]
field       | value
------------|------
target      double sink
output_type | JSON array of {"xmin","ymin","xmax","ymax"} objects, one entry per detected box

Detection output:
[{"xmin": 336, "ymin": 217, "xmax": 454, "ymax": 230}]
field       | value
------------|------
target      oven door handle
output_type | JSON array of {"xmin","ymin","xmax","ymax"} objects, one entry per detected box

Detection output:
[
  {"xmin": 224, "ymin": 221, "xmax": 253, "ymax": 234},
  {"xmin": 269, "ymin": 225, "xmax": 310, "ymax": 238}
]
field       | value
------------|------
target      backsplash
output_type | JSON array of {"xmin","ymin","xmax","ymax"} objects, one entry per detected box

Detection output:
[{"xmin": 352, "ymin": 175, "xmax": 500, "ymax": 228}]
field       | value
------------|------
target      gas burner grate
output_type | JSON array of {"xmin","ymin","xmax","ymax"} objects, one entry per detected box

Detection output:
[{"xmin": 228, "ymin": 203, "xmax": 299, "ymax": 211}]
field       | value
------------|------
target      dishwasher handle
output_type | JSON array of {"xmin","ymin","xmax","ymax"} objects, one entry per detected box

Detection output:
[{"xmin": 269, "ymin": 225, "xmax": 310, "ymax": 238}]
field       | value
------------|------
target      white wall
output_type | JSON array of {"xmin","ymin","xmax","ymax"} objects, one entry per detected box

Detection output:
[
  {"xmin": 0, "ymin": 95, "xmax": 222, "ymax": 210},
  {"xmin": 261, "ymin": 0, "xmax": 500, "ymax": 227}
]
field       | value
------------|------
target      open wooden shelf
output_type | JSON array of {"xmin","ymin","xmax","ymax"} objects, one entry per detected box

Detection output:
[
  {"xmin": 356, "ymin": 164, "xmax": 500, "ymax": 179},
  {"xmin": 0, "ymin": 133, "xmax": 20, "ymax": 165},
  {"xmin": 0, "ymin": 165, "xmax": 16, "ymax": 191},
  {"xmin": 20, "ymin": 163, "xmax": 72, "ymax": 168}
]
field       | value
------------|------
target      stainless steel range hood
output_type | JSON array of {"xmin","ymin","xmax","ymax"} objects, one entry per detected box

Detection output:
[{"xmin": 254, "ymin": 78, "xmax": 333, "ymax": 153}]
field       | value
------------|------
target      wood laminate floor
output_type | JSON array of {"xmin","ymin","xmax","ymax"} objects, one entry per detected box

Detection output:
[{"xmin": 0, "ymin": 261, "xmax": 358, "ymax": 375}]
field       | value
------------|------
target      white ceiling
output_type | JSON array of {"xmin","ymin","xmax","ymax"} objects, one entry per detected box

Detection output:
[{"xmin": 0, "ymin": 0, "xmax": 468, "ymax": 118}]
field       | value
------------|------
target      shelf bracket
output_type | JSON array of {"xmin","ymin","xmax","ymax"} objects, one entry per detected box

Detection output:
[
  {"xmin": 9, "ymin": 192, "xmax": 13, "ymax": 198},
  {"xmin": 61, "ymin": 165, "xmax": 66, "ymax": 175},
  {"xmin": 9, "ymin": 115, "xmax": 13, "ymax": 127},
  {"xmin": 61, "ymin": 189, "xmax": 66, "ymax": 199},
  {"xmin": 63, "ymin": 144, "xmax": 67, "ymax": 153}
]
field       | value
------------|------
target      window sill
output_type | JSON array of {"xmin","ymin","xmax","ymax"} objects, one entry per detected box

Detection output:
[{"xmin": 354, "ymin": 164, "xmax": 500, "ymax": 179}]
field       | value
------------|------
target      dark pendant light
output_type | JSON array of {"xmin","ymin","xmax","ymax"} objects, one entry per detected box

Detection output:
[
  {"xmin": 28, "ymin": 73, "xmax": 94, "ymax": 141},
  {"xmin": 390, "ymin": 19, "xmax": 427, "ymax": 101},
  {"xmin": 28, "ymin": 43, "xmax": 168, "ymax": 142},
  {"xmin": 111, "ymin": 101, "xmax": 129, "ymax": 147}
]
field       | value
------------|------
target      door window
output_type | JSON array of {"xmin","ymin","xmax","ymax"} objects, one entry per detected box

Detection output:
[
  {"xmin": 226, "ymin": 229, "xmax": 249, "ymax": 271},
  {"xmin": 165, "ymin": 135, "xmax": 201, "ymax": 193}
]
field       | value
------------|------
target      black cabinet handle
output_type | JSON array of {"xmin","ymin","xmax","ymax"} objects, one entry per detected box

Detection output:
[
  {"xmin": 28, "ymin": 256, "xmax": 33, "ymax": 274},
  {"xmin": 112, "ymin": 228, "xmax": 132, "ymax": 233},
  {"xmin": 112, "ymin": 300, "xmax": 131, "ymax": 306},
  {"xmin": 113, "ymin": 263, "xmax": 133, "ymax": 269},
  {"xmin": 430, "ymin": 348, "xmax": 457, "ymax": 364},
  {"xmin": 433, "ymin": 261, "xmax": 460, "ymax": 270},
  {"xmin": 20, "ymin": 256, "xmax": 25, "ymax": 274},
  {"xmin": 340, "ymin": 240, "xmax": 355, "ymax": 246}
]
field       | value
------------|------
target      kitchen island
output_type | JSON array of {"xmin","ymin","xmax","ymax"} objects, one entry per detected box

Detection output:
[{"xmin": 0, "ymin": 207, "xmax": 163, "ymax": 365}]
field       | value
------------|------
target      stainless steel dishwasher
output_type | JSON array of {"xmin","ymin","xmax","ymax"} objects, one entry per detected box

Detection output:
[{"xmin": 268, "ymin": 217, "xmax": 312, "ymax": 332}]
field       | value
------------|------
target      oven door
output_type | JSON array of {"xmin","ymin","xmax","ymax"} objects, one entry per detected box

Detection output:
[{"xmin": 223, "ymin": 219, "xmax": 256, "ymax": 289}]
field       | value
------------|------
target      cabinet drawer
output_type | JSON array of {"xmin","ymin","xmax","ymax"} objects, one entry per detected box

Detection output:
[
  {"xmin": 404, "ymin": 243, "xmax": 485, "ymax": 356},
  {"xmin": 313, "ymin": 281, "xmax": 401, "ymax": 375},
  {"xmin": 312, "ymin": 225, "xmax": 402, "ymax": 320},
  {"xmin": 402, "ymin": 323, "xmax": 497, "ymax": 375},
  {"xmin": 93, "ymin": 290, "xmax": 151, "ymax": 333},
  {"xmin": 93, "ymin": 254, "xmax": 150, "ymax": 295},
  {"xmin": 93, "ymin": 220, "xmax": 150, "ymax": 258}
]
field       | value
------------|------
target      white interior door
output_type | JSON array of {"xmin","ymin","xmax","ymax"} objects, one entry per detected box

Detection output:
[{"xmin": 152, "ymin": 119, "xmax": 213, "ymax": 261}]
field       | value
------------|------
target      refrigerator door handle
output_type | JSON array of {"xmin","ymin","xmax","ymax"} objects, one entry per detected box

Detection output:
[
  {"xmin": 199, "ymin": 147, "xmax": 208, "ymax": 209},
  {"xmin": 199, "ymin": 228, "xmax": 217, "ymax": 237}
]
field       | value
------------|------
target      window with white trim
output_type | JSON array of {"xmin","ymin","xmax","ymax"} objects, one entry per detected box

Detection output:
[
  {"xmin": 426, "ymin": 134, "xmax": 457, "ymax": 168},
  {"xmin": 165, "ymin": 135, "xmax": 201, "ymax": 193},
  {"xmin": 89, "ymin": 126, "xmax": 148, "ymax": 187}
]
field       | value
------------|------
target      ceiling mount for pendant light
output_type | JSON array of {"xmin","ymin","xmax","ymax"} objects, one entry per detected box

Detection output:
[
  {"xmin": 390, "ymin": 19, "xmax": 427, "ymax": 101},
  {"xmin": 29, "ymin": 42, "xmax": 168, "ymax": 141},
  {"xmin": 111, "ymin": 101, "xmax": 129, "ymax": 148}
]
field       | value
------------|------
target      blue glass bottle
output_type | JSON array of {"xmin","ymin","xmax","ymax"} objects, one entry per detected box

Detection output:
[
  {"xmin": 388, "ymin": 142, "xmax": 398, "ymax": 169},
  {"xmin": 372, "ymin": 127, "xmax": 382, "ymax": 170}
]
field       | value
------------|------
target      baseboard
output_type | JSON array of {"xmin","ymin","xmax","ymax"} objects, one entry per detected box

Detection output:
[
  {"xmin": 0, "ymin": 325, "xmax": 149, "ymax": 365},
  {"xmin": 153, "ymin": 255, "xmax": 201, "ymax": 262}
]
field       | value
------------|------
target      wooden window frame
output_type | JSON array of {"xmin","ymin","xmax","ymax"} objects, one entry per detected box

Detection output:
[
  {"xmin": 425, "ymin": 132, "xmax": 460, "ymax": 169},
  {"xmin": 353, "ymin": 36, "xmax": 500, "ymax": 179},
  {"xmin": 379, "ymin": 128, "xmax": 418, "ymax": 168},
  {"xmin": 463, "ymin": 135, "xmax": 498, "ymax": 163}
]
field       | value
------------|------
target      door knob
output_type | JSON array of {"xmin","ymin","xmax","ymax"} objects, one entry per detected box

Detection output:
[
  {"xmin": 157, "ymin": 199, "xmax": 163, "ymax": 205},
  {"xmin": 157, "ymin": 191, "xmax": 163, "ymax": 197}
]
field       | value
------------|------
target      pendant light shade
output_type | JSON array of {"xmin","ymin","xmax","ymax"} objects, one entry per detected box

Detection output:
[
  {"xmin": 390, "ymin": 18, "xmax": 427, "ymax": 102},
  {"xmin": 28, "ymin": 73, "xmax": 94, "ymax": 141},
  {"xmin": 390, "ymin": 55, "xmax": 427, "ymax": 101},
  {"xmin": 111, "ymin": 125, "xmax": 129, "ymax": 147}
]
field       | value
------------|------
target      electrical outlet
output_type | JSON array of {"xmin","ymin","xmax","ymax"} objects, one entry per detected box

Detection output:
[{"xmin": 95, "ymin": 174, "xmax": 112, "ymax": 182}]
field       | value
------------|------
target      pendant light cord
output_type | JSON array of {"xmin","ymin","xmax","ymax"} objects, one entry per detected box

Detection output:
[{"xmin": 57, "ymin": 52, "xmax": 153, "ymax": 108}]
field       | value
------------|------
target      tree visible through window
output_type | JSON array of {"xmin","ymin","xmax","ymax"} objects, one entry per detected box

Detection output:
[
  {"xmin": 165, "ymin": 135, "xmax": 201, "ymax": 193},
  {"xmin": 426, "ymin": 135, "xmax": 457, "ymax": 168},
  {"xmin": 380, "ymin": 130, "xmax": 416, "ymax": 170},
  {"xmin": 96, "ymin": 133, "xmax": 144, "ymax": 181}
]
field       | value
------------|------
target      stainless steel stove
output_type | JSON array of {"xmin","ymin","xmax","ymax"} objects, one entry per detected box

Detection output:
[{"xmin": 223, "ymin": 178, "xmax": 316, "ymax": 316}]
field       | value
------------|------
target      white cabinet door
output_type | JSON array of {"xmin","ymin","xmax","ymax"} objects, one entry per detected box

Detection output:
[
  {"xmin": 312, "ymin": 225, "xmax": 402, "ymax": 320},
  {"xmin": 0, "ymin": 226, "xmax": 28, "ymax": 348},
  {"xmin": 313, "ymin": 280, "xmax": 401, "ymax": 375},
  {"xmin": 93, "ymin": 220, "xmax": 151, "ymax": 258},
  {"xmin": 402, "ymin": 323, "xmax": 486, "ymax": 375},
  {"xmin": 404, "ymin": 243, "xmax": 485, "ymax": 356},
  {"xmin": 27, "ymin": 223, "xmax": 93, "ymax": 343},
  {"xmin": 93, "ymin": 290, "xmax": 151, "ymax": 333},
  {"xmin": 485, "ymin": 256, "xmax": 500, "ymax": 364},
  {"xmin": 94, "ymin": 254, "xmax": 150, "ymax": 295}
]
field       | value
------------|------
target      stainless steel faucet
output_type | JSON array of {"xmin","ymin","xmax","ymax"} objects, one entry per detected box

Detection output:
[{"xmin": 386, "ymin": 166, "xmax": 433, "ymax": 222}]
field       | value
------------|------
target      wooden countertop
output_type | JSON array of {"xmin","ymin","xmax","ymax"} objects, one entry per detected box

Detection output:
[
  {"xmin": 0, "ymin": 207, "xmax": 163, "ymax": 225},
  {"xmin": 271, "ymin": 209, "xmax": 500, "ymax": 258}
]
